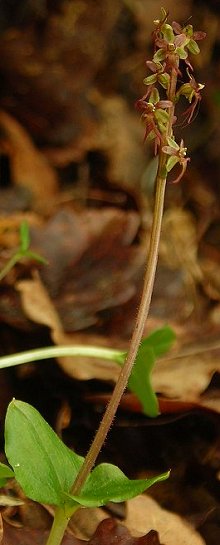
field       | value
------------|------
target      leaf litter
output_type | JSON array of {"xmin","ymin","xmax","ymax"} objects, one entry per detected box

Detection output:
[{"xmin": 0, "ymin": 1, "xmax": 220, "ymax": 544}]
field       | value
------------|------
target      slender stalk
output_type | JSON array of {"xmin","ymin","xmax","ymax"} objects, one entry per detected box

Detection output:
[
  {"xmin": 70, "ymin": 65, "xmax": 178, "ymax": 498},
  {"xmin": 71, "ymin": 153, "xmax": 167, "ymax": 495},
  {"xmin": 45, "ymin": 506, "xmax": 77, "ymax": 545},
  {"xmin": 0, "ymin": 254, "xmax": 20, "ymax": 282},
  {"xmin": 0, "ymin": 345, "xmax": 123, "ymax": 370}
]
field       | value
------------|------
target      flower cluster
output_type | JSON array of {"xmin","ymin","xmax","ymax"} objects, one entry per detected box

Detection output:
[{"xmin": 136, "ymin": 8, "xmax": 206, "ymax": 183}]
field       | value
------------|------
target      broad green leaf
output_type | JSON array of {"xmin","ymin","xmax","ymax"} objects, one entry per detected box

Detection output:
[
  {"xmin": 5, "ymin": 400, "xmax": 84, "ymax": 506},
  {"xmin": 65, "ymin": 463, "xmax": 170, "ymax": 507},
  {"xmin": 0, "ymin": 461, "xmax": 14, "ymax": 487}
]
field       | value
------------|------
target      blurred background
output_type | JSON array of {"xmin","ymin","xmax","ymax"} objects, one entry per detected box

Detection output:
[{"xmin": 0, "ymin": 3, "xmax": 220, "ymax": 543}]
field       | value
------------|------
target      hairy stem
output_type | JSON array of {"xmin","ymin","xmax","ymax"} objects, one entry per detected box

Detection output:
[
  {"xmin": 70, "ymin": 65, "xmax": 178, "ymax": 498},
  {"xmin": 71, "ymin": 154, "xmax": 167, "ymax": 495}
]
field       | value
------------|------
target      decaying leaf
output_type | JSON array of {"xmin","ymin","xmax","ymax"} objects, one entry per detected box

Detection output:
[
  {"xmin": 15, "ymin": 265, "xmax": 220, "ymax": 407},
  {"xmin": 0, "ymin": 110, "xmax": 58, "ymax": 212},
  {"xmin": 16, "ymin": 269, "xmax": 220, "ymax": 406},
  {"xmin": 16, "ymin": 273, "xmax": 120, "ymax": 381},
  {"xmin": 152, "ymin": 351, "xmax": 220, "ymax": 402},
  {"xmin": 160, "ymin": 208, "xmax": 203, "ymax": 285},
  {"xmin": 92, "ymin": 94, "xmax": 146, "ymax": 192},
  {"xmin": 125, "ymin": 495, "xmax": 205, "ymax": 545},
  {"xmin": 1, "ymin": 517, "xmax": 163, "ymax": 545}
]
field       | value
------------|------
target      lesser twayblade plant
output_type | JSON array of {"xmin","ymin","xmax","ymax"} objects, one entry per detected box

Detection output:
[{"xmin": 0, "ymin": 9, "xmax": 205, "ymax": 545}]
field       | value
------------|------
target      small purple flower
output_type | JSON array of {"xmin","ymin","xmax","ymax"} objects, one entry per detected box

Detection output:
[
  {"xmin": 162, "ymin": 137, "xmax": 190, "ymax": 183},
  {"xmin": 136, "ymin": 92, "xmax": 172, "ymax": 154},
  {"xmin": 177, "ymin": 71, "xmax": 205, "ymax": 123},
  {"xmin": 172, "ymin": 21, "xmax": 206, "ymax": 55}
]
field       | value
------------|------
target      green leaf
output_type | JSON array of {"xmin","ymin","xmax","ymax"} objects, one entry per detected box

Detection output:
[
  {"xmin": 0, "ymin": 461, "xmax": 14, "ymax": 487},
  {"xmin": 117, "ymin": 326, "xmax": 175, "ymax": 417},
  {"xmin": 19, "ymin": 221, "xmax": 30, "ymax": 253},
  {"xmin": 143, "ymin": 325, "xmax": 176, "ymax": 358},
  {"xmin": 65, "ymin": 463, "xmax": 170, "ymax": 507},
  {"xmin": 128, "ymin": 346, "xmax": 158, "ymax": 417},
  {"xmin": 4, "ymin": 401, "xmax": 170, "ymax": 512},
  {"xmin": 5, "ymin": 400, "xmax": 84, "ymax": 507}
]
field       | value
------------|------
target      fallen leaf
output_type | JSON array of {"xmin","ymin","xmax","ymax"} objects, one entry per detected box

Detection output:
[
  {"xmin": 0, "ymin": 110, "xmax": 58, "ymax": 212},
  {"xmin": 1, "ymin": 517, "xmax": 163, "ymax": 545},
  {"xmin": 152, "ymin": 352, "xmax": 220, "ymax": 401},
  {"xmin": 88, "ymin": 518, "xmax": 163, "ymax": 545},
  {"xmin": 160, "ymin": 208, "xmax": 203, "ymax": 285},
  {"xmin": 16, "ymin": 269, "xmax": 220, "ymax": 406},
  {"xmin": 92, "ymin": 94, "xmax": 146, "ymax": 192},
  {"xmin": 0, "ymin": 496, "xmax": 23, "ymax": 507},
  {"xmin": 16, "ymin": 273, "xmax": 120, "ymax": 381},
  {"xmin": 125, "ymin": 495, "xmax": 205, "ymax": 545}
]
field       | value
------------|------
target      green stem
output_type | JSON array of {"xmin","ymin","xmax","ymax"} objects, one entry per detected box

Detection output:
[
  {"xmin": 0, "ymin": 346, "xmax": 123, "ymax": 370},
  {"xmin": 0, "ymin": 253, "xmax": 20, "ymax": 282},
  {"xmin": 45, "ymin": 506, "xmax": 77, "ymax": 545}
]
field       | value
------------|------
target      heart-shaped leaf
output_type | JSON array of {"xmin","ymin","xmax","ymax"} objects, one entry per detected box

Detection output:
[
  {"xmin": 5, "ymin": 400, "xmax": 84, "ymax": 506},
  {"xmin": 65, "ymin": 463, "xmax": 170, "ymax": 507},
  {"xmin": 5, "ymin": 401, "xmax": 170, "ymax": 511}
]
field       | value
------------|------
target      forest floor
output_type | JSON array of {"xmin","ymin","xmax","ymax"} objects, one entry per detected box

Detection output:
[{"xmin": 0, "ymin": 1, "xmax": 220, "ymax": 544}]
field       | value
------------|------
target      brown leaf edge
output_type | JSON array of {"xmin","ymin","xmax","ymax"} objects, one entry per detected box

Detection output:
[{"xmin": 2, "ymin": 518, "xmax": 163, "ymax": 545}]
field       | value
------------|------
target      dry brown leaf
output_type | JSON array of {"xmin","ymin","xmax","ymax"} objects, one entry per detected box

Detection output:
[
  {"xmin": 152, "ymin": 352, "xmax": 220, "ymax": 401},
  {"xmin": 69, "ymin": 495, "xmax": 206, "ymax": 545},
  {"xmin": 0, "ymin": 110, "xmax": 58, "ymax": 212},
  {"xmin": 160, "ymin": 208, "xmax": 202, "ymax": 284},
  {"xmin": 16, "ymin": 272, "xmax": 61, "ymax": 334},
  {"xmin": 16, "ymin": 274, "xmax": 120, "ymax": 382},
  {"xmin": 16, "ymin": 273, "xmax": 220, "ymax": 403},
  {"xmin": 92, "ymin": 93, "xmax": 146, "ymax": 191},
  {"xmin": 125, "ymin": 495, "xmax": 205, "ymax": 545}
]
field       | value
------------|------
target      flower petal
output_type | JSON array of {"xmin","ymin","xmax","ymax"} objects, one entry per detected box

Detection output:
[{"xmin": 166, "ymin": 155, "xmax": 179, "ymax": 172}]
